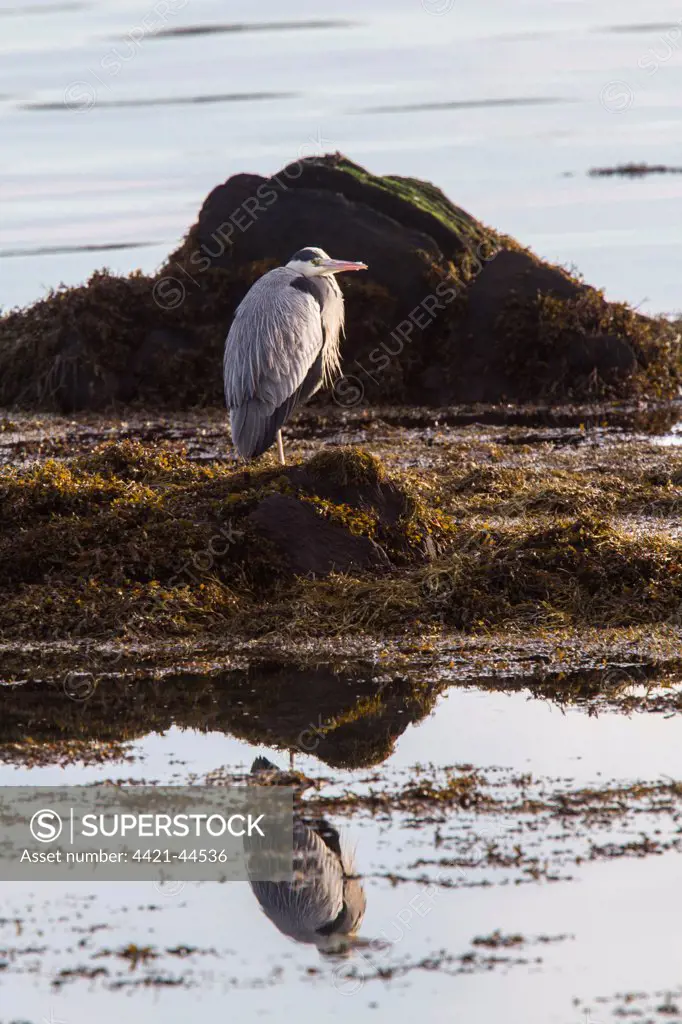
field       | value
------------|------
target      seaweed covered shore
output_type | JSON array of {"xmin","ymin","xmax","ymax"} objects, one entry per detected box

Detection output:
[{"xmin": 0, "ymin": 407, "xmax": 680, "ymax": 664}]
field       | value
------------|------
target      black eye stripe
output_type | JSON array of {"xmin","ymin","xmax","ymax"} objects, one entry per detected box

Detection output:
[{"xmin": 291, "ymin": 247, "xmax": 322, "ymax": 262}]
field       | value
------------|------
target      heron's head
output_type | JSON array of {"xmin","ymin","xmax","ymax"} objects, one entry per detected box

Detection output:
[{"xmin": 286, "ymin": 246, "xmax": 368, "ymax": 278}]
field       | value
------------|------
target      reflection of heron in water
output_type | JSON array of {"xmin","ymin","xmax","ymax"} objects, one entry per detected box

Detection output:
[{"xmin": 247, "ymin": 756, "xmax": 366, "ymax": 955}]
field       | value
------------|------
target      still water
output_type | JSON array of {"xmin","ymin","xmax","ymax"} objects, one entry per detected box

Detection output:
[
  {"xmin": 3, "ymin": 680, "xmax": 682, "ymax": 1022},
  {"xmin": 2, "ymin": 0, "xmax": 682, "ymax": 314}
]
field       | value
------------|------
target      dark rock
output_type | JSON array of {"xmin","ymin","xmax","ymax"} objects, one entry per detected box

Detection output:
[
  {"xmin": 146, "ymin": 157, "xmax": 679, "ymax": 406},
  {"xmin": 289, "ymin": 464, "xmax": 407, "ymax": 526},
  {"xmin": 448, "ymin": 249, "xmax": 584, "ymax": 402},
  {"xmin": 0, "ymin": 155, "xmax": 675, "ymax": 411},
  {"xmin": 177, "ymin": 154, "xmax": 499, "ymax": 401},
  {"xmin": 195, "ymin": 168, "xmax": 445, "ymax": 316},
  {"xmin": 466, "ymin": 248, "xmax": 583, "ymax": 337},
  {"xmin": 246, "ymin": 448, "xmax": 439, "ymax": 574},
  {"xmin": 249, "ymin": 493, "xmax": 389, "ymax": 576},
  {"xmin": 446, "ymin": 249, "xmax": 645, "ymax": 401}
]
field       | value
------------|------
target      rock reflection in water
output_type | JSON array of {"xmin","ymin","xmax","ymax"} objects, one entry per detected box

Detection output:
[{"xmin": 0, "ymin": 664, "xmax": 437, "ymax": 771}]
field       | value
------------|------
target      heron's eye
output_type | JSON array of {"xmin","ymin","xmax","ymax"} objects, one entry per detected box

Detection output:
[{"xmin": 311, "ymin": 258, "xmax": 322, "ymax": 266}]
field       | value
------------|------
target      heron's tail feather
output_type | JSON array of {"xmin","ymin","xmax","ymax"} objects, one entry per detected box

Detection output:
[{"xmin": 230, "ymin": 393, "xmax": 298, "ymax": 460}]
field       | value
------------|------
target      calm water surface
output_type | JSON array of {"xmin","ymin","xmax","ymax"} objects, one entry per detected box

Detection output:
[
  {"xmin": 3, "ymin": 684, "xmax": 682, "ymax": 1022},
  {"xmin": 2, "ymin": 0, "xmax": 682, "ymax": 313}
]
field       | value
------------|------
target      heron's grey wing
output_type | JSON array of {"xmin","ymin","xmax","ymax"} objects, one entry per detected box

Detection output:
[
  {"xmin": 223, "ymin": 268, "xmax": 323, "ymax": 459},
  {"xmin": 249, "ymin": 819, "xmax": 344, "ymax": 943}
]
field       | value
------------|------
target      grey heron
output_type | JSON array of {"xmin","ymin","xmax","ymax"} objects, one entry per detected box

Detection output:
[
  {"xmin": 223, "ymin": 247, "xmax": 367, "ymax": 465},
  {"xmin": 247, "ymin": 756, "xmax": 366, "ymax": 953}
]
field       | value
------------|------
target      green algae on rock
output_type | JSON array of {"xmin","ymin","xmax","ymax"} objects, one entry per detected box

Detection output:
[{"xmin": 0, "ymin": 155, "xmax": 678, "ymax": 412}]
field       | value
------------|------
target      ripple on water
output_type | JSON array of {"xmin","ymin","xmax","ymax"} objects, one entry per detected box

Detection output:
[
  {"xmin": 145, "ymin": 20, "xmax": 362, "ymax": 40},
  {"xmin": 21, "ymin": 91, "xmax": 297, "ymax": 111}
]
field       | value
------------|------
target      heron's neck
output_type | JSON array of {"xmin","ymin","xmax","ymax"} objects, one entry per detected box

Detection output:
[{"xmin": 325, "ymin": 273, "xmax": 342, "ymax": 297}]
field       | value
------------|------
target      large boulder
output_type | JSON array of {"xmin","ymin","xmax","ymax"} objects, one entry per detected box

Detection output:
[
  {"xmin": 445, "ymin": 249, "xmax": 641, "ymax": 403},
  {"xmin": 0, "ymin": 155, "xmax": 677, "ymax": 410}
]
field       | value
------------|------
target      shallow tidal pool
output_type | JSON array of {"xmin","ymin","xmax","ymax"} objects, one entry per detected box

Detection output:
[{"xmin": 3, "ymin": 671, "xmax": 682, "ymax": 1024}]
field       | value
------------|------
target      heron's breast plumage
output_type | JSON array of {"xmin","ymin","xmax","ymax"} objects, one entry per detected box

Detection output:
[{"xmin": 289, "ymin": 273, "xmax": 344, "ymax": 386}]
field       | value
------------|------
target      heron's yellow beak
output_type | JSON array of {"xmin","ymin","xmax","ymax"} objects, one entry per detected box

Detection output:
[{"xmin": 319, "ymin": 259, "xmax": 368, "ymax": 274}]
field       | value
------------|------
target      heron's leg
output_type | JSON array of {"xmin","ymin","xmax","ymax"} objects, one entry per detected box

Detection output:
[{"xmin": 276, "ymin": 430, "xmax": 286, "ymax": 466}]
